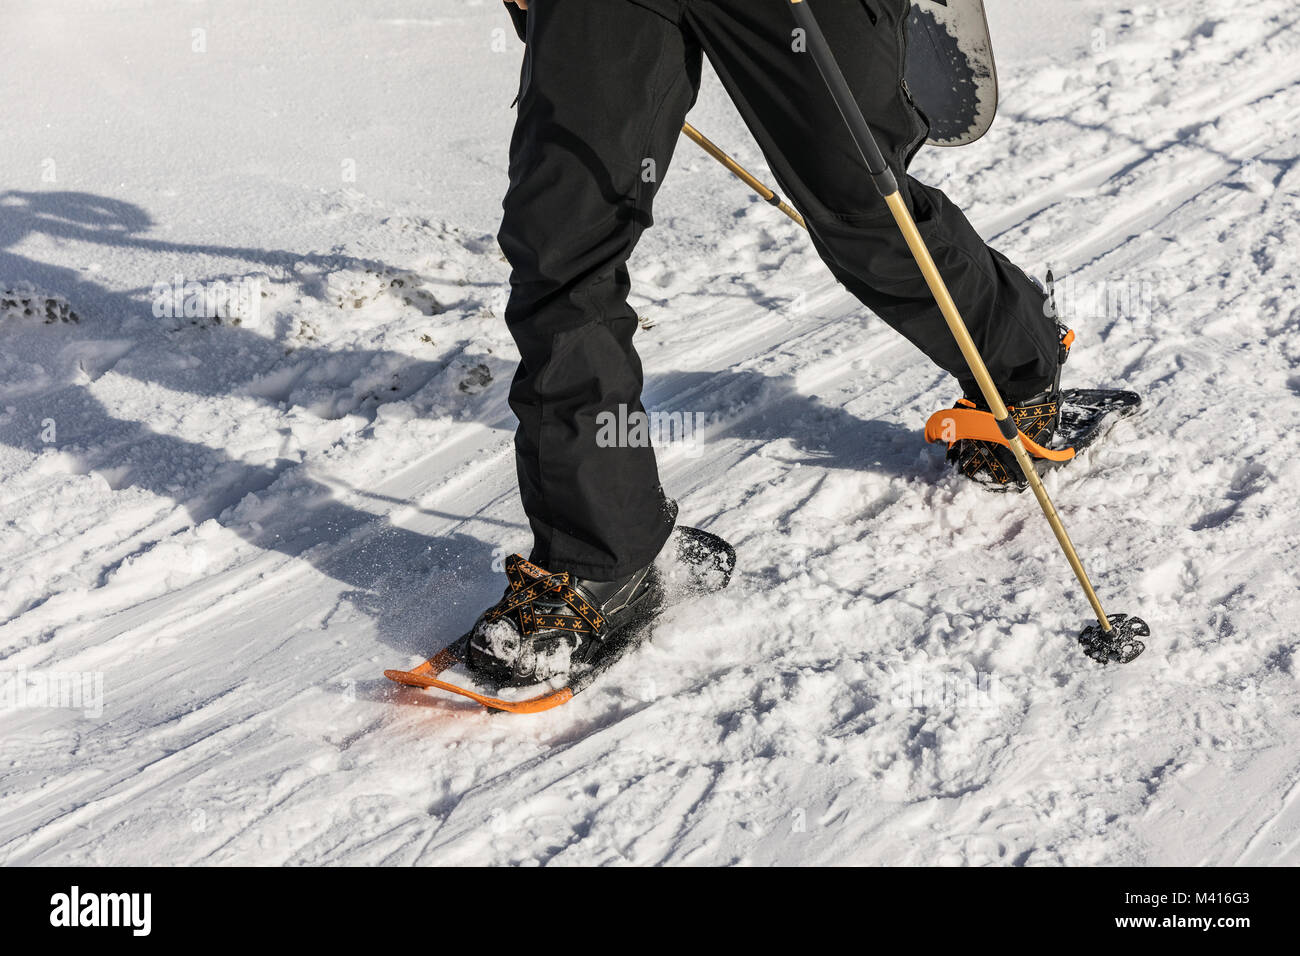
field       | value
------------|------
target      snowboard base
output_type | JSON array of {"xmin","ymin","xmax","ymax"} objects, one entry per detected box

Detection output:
[{"xmin": 905, "ymin": 0, "xmax": 999, "ymax": 147}]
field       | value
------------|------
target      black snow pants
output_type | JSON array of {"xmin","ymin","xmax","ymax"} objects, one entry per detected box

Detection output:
[{"xmin": 497, "ymin": 0, "xmax": 1060, "ymax": 580}]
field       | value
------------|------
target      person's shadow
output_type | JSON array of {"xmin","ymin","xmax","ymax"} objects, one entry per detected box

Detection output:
[
  {"xmin": 0, "ymin": 190, "xmax": 509, "ymax": 661},
  {"xmin": 1, "ymin": 190, "xmax": 936, "ymax": 678}
]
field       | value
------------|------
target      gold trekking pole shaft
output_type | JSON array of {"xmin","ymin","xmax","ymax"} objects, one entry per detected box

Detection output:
[
  {"xmin": 787, "ymin": 0, "xmax": 1146, "ymax": 663},
  {"xmin": 681, "ymin": 122, "xmax": 807, "ymax": 229}
]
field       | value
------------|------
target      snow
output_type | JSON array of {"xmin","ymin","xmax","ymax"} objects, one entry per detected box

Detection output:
[{"xmin": 2, "ymin": 0, "xmax": 1299, "ymax": 866}]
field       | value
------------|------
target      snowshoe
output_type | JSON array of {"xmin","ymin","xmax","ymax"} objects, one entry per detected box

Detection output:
[
  {"xmin": 926, "ymin": 317, "xmax": 1140, "ymax": 488},
  {"xmin": 384, "ymin": 524, "xmax": 735, "ymax": 714}
]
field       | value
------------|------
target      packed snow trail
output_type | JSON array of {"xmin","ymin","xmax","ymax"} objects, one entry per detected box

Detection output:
[{"xmin": 2, "ymin": 0, "xmax": 1298, "ymax": 865}]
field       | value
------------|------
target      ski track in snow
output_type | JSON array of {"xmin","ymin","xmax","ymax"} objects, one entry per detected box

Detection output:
[{"xmin": 2, "ymin": 0, "xmax": 1299, "ymax": 866}]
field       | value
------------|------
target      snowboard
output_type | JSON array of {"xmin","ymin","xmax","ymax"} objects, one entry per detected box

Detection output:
[
  {"xmin": 905, "ymin": 0, "xmax": 999, "ymax": 147},
  {"xmin": 384, "ymin": 526, "xmax": 736, "ymax": 714}
]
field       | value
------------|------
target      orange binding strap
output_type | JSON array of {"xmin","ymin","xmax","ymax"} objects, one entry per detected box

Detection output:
[{"xmin": 924, "ymin": 406, "xmax": 1075, "ymax": 462}]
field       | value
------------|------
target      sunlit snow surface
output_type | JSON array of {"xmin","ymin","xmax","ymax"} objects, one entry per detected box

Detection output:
[{"xmin": 1, "ymin": 0, "xmax": 1298, "ymax": 865}]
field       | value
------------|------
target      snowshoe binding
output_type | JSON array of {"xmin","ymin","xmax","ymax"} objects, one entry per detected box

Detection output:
[
  {"xmin": 926, "ymin": 278, "xmax": 1140, "ymax": 489},
  {"xmin": 465, "ymin": 556, "xmax": 664, "ymax": 688}
]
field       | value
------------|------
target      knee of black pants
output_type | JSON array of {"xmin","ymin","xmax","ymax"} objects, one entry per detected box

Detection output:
[
  {"xmin": 804, "ymin": 209, "xmax": 925, "ymax": 305},
  {"xmin": 498, "ymin": 167, "xmax": 647, "ymax": 342},
  {"xmin": 507, "ymin": 312, "xmax": 644, "ymax": 418}
]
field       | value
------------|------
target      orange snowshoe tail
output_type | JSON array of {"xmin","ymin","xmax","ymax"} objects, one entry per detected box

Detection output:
[{"xmin": 384, "ymin": 646, "xmax": 574, "ymax": 714}]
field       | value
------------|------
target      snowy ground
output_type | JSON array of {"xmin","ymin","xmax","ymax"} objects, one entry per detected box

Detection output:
[{"xmin": 2, "ymin": 0, "xmax": 1299, "ymax": 866}]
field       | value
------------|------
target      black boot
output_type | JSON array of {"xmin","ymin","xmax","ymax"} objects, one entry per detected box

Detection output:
[
  {"xmin": 465, "ymin": 556, "xmax": 664, "ymax": 687},
  {"xmin": 946, "ymin": 318, "xmax": 1074, "ymax": 488}
]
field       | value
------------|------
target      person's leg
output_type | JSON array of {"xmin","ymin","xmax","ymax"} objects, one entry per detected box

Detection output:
[
  {"xmin": 498, "ymin": 0, "xmax": 700, "ymax": 580},
  {"xmin": 686, "ymin": 0, "xmax": 1059, "ymax": 402}
]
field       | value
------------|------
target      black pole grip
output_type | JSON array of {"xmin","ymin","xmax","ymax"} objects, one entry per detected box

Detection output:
[{"xmin": 789, "ymin": 0, "xmax": 899, "ymax": 198}]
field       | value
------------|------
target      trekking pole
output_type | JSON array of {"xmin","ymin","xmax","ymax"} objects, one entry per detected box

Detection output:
[
  {"xmin": 787, "ymin": 0, "xmax": 1147, "ymax": 664},
  {"xmin": 681, "ymin": 122, "xmax": 807, "ymax": 229}
]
